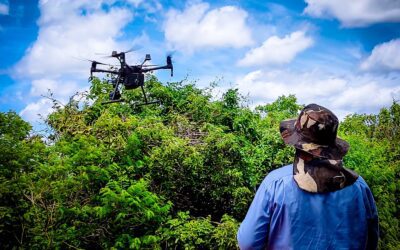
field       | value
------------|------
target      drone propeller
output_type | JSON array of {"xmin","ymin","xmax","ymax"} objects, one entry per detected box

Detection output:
[
  {"xmin": 142, "ymin": 64, "xmax": 159, "ymax": 67},
  {"xmin": 94, "ymin": 52, "xmax": 109, "ymax": 56},
  {"xmin": 124, "ymin": 45, "xmax": 143, "ymax": 53},
  {"xmin": 73, "ymin": 57, "xmax": 114, "ymax": 66},
  {"xmin": 166, "ymin": 50, "xmax": 176, "ymax": 58},
  {"xmin": 123, "ymin": 47, "xmax": 137, "ymax": 54},
  {"xmin": 87, "ymin": 60, "xmax": 112, "ymax": 66},
  {"xmin": 167, "ymin": 49, "xmax": 176, "ymax": 55},
  {"xmin": 101, "ymin": 54, "xmax": 117, "ymax": 59},
  {"xmin": 100, "ymin": 46, "xmax": 142, "ymax": 58},
  {"xmin": 96, "ymin": 50, "xmax": 120, "ymax": 58}
]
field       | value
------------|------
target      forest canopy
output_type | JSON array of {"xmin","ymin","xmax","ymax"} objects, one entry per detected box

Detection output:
[{"xmin": 0, "ymin": 76, "xmax": 399, "ymax": 249}]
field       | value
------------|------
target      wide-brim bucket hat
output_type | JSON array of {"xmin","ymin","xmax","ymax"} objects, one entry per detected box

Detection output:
[{"xmin": 279, "ymin": 103, "xmax": 349, "ymax": 160}]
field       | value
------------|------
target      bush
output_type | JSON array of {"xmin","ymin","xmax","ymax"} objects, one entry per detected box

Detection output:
[{"xmin": 0, "ymin": 77, "xmax": 398, "ymax": 249}]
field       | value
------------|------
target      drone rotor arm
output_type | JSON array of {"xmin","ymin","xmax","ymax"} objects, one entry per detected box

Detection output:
[
  {"xmin": 140, "ymin": 65, "xmax": 170, "ymax": 73},
  {"xmin": 91, "ymin": 68, "xmax": 119, "ymax": 74},
  {"xmin": 141, "ymin": 64, "xmax": 173, "ymax": 77}
]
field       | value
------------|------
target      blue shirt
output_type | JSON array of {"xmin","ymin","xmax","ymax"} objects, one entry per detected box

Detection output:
[{"xmin": 237, "ymin": 165, "xmax": 379, "ymax": 250}]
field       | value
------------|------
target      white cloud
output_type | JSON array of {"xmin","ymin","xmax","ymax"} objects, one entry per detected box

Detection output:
[
  {"xmin": 164, "ymin": 2, "xmax": 253, "ymax": 53},
  {"xmin": 333, "ymin": 82, "xmax": 399, "ymax": 110},
  {"xmin": 126, "ymin": 0, "xmax": 161, "ymax": 13},
  {"xmin": 127, "ymin": 0, "xmax": 143, "ymax": 7},
  {"xmin": 30, "ymin": 79, "xmax": 58, "ymax": 96},
  {"xmin": 16, "ymin": 3, "xmax": 133, "ymax": 79},
  {"xmin": 15, "ymin": 0, "xmax": 137, "ymax": 123},
  {"xmin": 304, "ymin": 0, "xmax": 400, "ymax": 27},
  {"xmin": 360, "ymin": 38, "xmax": 400, "ymax": 72},
  {"xmin": 236, "ymin": 69, "xmax": 400, "ymax": 119},
  {"xmin": 19, "ymin": 98, "xmax": 53, "ymax": 123},
  {"xmin": 30, "ymin": 79, "xmax": 80, "ymax": 97},
  {"xmin": 238, "ymin": 31, "xmax": 313, "ymax": 67},
  {"xmin": 0, "ymin": 2, "xmax": 8, "ymax": 15}
]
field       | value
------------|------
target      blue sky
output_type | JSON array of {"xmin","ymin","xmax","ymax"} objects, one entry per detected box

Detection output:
[{"xmin": 0, "ymin": 0, "xmax": 400, "ymax": 126}]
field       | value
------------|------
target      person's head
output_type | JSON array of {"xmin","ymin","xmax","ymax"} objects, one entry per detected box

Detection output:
[
  {"xmin": 279, "ymin": 104, "xmax": 357, "ymax": 193},
  {"xmin": 279, "ymin": 103, "xmax": 348, "ymax": 160}
]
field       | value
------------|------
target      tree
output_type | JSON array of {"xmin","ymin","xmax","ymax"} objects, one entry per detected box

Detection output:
[{"xmin": 0, "ymin": 77, "xmax": 399, "ymax": 249}]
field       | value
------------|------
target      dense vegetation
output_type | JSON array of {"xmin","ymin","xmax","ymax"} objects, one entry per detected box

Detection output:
[{"xmin": 0, "ymin": 76, "xmax": 399, "ymax": 249}]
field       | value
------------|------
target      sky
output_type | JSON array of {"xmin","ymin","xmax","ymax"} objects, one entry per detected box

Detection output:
[{"xmin": 0, "ymin": 0, "xmax": 400, "ymax": 126}]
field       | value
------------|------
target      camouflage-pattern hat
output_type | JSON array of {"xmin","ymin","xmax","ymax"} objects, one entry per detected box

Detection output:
[{"xmin": 279, "ymin": 104, "xmax": 349, "ymax": 160}]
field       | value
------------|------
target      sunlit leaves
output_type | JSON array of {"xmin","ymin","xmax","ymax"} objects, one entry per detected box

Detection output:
[{"xmin": 1, "ymin": 76, "xmax": 399, "ymax": 249}]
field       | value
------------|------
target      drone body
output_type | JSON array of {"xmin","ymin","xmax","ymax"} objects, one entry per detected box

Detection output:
[{"xmin": 89, "ymin": 51, "xmax": 173, "ymax": 105}]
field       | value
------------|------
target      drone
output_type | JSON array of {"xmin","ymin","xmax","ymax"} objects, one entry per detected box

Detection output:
[{"xmin": 89, "ymin": 50, "xmax": 173, "ymax": 106}]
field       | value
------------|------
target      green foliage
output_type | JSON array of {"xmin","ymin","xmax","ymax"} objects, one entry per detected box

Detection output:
[
  {"xmin": 160, "ymin": 212, "xmax": 239, "ymax": 250},
  {"xmin": 0, "ymin": 111, "xmax": 46, "ymax": 248},
  {"xmin": 161, "ymin": 211, "xmax": 215, "ymax": 249},
  {"xmin": 0, "ymin": 76, "xmax": 399, "ymax": 249},
  {"xmin": 340, "ymin": 102, "xmax": 400, "ymax": 250}
]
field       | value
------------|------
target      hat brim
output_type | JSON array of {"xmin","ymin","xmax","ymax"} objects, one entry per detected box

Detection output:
[{"xmin": 280, "ymin": 119, "xmax": 349, "ymax": 160}]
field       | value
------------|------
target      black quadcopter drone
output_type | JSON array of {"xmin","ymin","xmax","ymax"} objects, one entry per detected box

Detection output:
[{"xmin": 89, "ymin": 50, "xmax": 173, "ymax": 106}]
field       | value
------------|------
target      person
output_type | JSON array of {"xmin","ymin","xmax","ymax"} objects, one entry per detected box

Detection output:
[{"xmin": 237, "ymin": 104, "xmax": 379, "ymax": 250}]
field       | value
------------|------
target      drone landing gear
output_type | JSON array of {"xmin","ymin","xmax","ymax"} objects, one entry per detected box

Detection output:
[
  {"xmin": 101, "ymin": 98, "xmax": 161, "ymax": 107},
  {"xmin": 133, "ymin": 86, "xmax": 161, "ymax": 106},
  {"xmin": 101, "ymin": 86, "xmax": 160, "ymax": 107}
]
